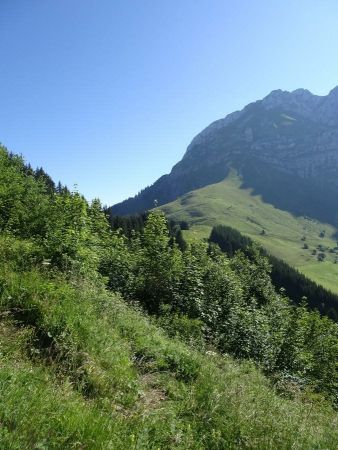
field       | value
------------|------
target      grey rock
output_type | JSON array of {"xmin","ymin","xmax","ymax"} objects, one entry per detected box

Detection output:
[
  {"xmin": 111, "ymin": 86, "xmax": 338, "ymax": 219},
  {"xmin": 182, "ymin": 86, "xmax": 338, "ymax": 187}
]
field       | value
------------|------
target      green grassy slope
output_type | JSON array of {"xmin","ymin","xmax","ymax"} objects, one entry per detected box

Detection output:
[
  {"xmin": 161, "ymin": 171, "xmax": 338, "ymax": 294},
  {"xmin": 1, "ymin": 255, "xmax": 338, "ymax": 449},
  {"xmin": 1, "ymin": 146, "xmax": 338, "ymax": 448}
]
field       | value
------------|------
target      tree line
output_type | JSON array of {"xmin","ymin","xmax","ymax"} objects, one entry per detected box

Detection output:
[{"xmin": 209, "ymin": 224, "xmax": 338, "ymax": 321}]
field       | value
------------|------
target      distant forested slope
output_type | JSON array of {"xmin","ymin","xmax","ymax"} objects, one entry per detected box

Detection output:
[{"xmin": 209, "ymin": 224, "xmax": 338, "ymax": 321}]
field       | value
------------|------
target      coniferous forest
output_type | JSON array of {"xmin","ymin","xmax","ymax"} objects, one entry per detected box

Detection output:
[
  {"xmin": 209, "ymin": 224, "xmax": 338, "ymax": 320},
  {"xmin": 1, "ymin": 144, "xmax": 338, "ymax": 449}
]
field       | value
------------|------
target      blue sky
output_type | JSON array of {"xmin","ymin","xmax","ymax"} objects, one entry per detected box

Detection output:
[{"xmin": 1, "ymin": 0, "xmax": 338, "ymax": 205}]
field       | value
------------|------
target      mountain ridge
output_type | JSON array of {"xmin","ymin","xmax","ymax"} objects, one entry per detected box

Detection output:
[
  {"xmin": 185, "ymin": 86, "xmax": 338, "ymax": 154},
  {"xmin": 110, "ymin": 87, "xmax": 338, "ymax": 225}
]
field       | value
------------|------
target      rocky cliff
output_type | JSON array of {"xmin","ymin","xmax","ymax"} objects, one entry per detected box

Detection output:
[{"xmin": 111, "ymin": 87, "xmax": 338, "ymax": 224}]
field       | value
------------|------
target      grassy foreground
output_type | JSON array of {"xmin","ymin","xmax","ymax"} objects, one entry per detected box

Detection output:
[
  {"xmin": 161, "ymin": 171, "xmax": 338, "ymax": 294},
  {"xmin": 1, "ymin": 260, "xmax": 338, "ymax": 449}
]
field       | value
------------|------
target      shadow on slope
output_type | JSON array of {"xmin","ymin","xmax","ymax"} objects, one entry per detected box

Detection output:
[{"xmin": 237, "ymin": 158, "xmax": 338, "ymax": 227}]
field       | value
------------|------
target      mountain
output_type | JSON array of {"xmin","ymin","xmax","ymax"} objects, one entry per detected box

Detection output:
[{"xmin": 111, "ymin": 87, "xmax": 338, "ymax": 226}]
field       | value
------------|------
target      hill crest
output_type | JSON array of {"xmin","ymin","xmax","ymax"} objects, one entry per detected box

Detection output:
[{"xmin": 110, "ymin": 86, "xmax": 338, "ymax": 224}]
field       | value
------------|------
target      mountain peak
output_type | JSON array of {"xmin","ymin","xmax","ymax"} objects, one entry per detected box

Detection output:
[
  {"xmin": 291, "ymin": 88, "xmax": 313, "ymax": 97},
  {"xmin": 329, "ymin": 85, "xmax": 338, "ymax": 96},
  {"xmin": 111, "ymin": 85, "xmax": 338, "ymax": 219},
  {"xmin": 261, "ymin": 89, "xmax": 288, "ymax": 104},
  {"xmin": 261, "ymin": 87, "xmax": 320, "ymax": 112},
  {"xmin": 264, "ymin": 88, "xmax": 287, "ymax": 98},
  {"xmin": 264, "ymin": 87, "xmax": 314, "ymax": 99}
]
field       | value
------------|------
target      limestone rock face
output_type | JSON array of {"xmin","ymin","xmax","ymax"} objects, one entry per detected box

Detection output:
[
  {"xmin": 111, "ymin": 87, "xmax": 338, "ymax": 221},
  {"xmin": 181, "ymin": 87, "xmax": 338, "ymax": 187}
]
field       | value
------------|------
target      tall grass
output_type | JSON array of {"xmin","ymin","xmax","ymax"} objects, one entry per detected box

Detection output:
[{"xmin": 1, "ymin": 254, "xmax": 338, "ymax": 449}]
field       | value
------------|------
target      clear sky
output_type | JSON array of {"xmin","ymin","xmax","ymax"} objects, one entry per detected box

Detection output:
[{"xmin": 1, "ymin": 0, "xmax": 338, "ymax": 205}]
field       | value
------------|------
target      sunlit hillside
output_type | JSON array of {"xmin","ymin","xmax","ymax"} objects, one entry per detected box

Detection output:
[{"xmin": 161, "ymin": 171, "xmax": 338, "ymax": 294}]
